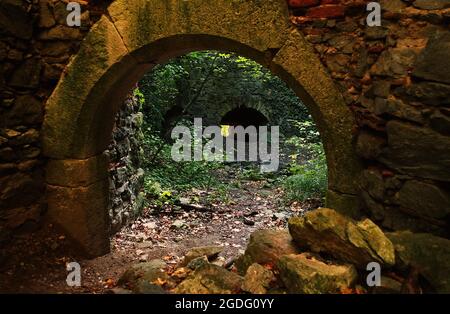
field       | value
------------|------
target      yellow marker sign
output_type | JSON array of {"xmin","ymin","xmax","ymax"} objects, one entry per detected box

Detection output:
[{"xmin": 221, "ymin": 125, "xmax": 230, "ymax": 137}]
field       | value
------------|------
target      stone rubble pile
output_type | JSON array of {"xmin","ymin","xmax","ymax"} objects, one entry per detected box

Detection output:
[{"xmin": 112, "ymin": 208, "xmax": 450, "ymax": 294}]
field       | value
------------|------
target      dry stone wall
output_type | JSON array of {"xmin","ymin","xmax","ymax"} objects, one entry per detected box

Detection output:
[
  {"xmin": 106, "ymin": 92, "xmax": 145, "ymax": 233},
  {"xmin": 0, "ymin": 0, "xmax": 449, "ymax": 245}
]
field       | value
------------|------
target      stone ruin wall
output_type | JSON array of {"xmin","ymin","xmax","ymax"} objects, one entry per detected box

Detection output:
[
  {"xmin": 0, "ymin": 0, "xmax": 449, "ymax": 244},
  {"xmin": 107, "ymin": 92, "xmax": 145, "ymax": 234}
]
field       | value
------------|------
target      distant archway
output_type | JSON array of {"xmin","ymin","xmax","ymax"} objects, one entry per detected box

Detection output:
[
  {"xmin": 42, "ymin": 0, "xmax": 362, "ymax": 256},
  {"xmin": 221, "ymin": 107, "xmax": 269, "ymax": 127}
]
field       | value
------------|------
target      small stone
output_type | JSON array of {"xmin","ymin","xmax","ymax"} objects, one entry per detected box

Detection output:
[
  {"xmin": 144, "ymin": 222, "xmax": 157, "ymax": 229},
  {"xmin": 106, "ymin": 287, "xmax": 133, "ymax": 294},
  {"xmin": 186, "ymin": 256, "xmax": 210, "ymax": 270},
  {"xmin": 243, "ymin": 217, "xmax": 255, "ymax": 225},
  {"xmin": 182, "ymin": 246, "xmax": 223, "ymax": 266},
  {"xmin": 171, "ymin": 219, "xmax": 186, "ymax": 229},
  {"xmin": 273, "ymin": 213, "xmax": 287, "ymax": 220}
]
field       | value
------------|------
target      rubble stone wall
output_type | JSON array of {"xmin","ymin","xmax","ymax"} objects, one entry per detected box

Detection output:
[{"xmin": 0, "ymin": 0, "xmax": 449, "ymax": 248}]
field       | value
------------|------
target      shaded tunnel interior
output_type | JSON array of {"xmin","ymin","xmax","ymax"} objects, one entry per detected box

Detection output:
[{"xmin": 220, "ymin": 107, "xmax": 269, "ymax": 127}]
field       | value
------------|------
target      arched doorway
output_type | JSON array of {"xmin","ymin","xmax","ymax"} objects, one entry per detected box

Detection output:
[
  {"xmin": 221, "ymin": 107, "xmax": 269, "ymax": 127},
  {"xmin": 42, "ymin": 0, "xmax": 362, "ymax": 257}
]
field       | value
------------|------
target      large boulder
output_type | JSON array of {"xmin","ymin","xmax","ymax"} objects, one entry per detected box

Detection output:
[
  {"xmin": 235, "ymin": 229, "xmax": 300, "ymax": 274},
  {"xmin": 174, "ymin": 264, "xmax": 243, "ymax": 294},
  {"xmin": 387, "ymin": 231, "xmax": 450, "ymax": 293},
  {"xmin": 277, "ymin": 253, "xmax": 358, "ymax": 294},
  {"xmin": 288, "ymin": 208, "xmax": 395, "ymax": 268}
]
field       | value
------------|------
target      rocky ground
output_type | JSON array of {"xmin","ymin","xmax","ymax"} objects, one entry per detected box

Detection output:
[
  {"xmin": 0, "ymin": 167, "xmax": 320, "ymax": 293},
  {"xmin": 112, "ymin": 208, "xmax": 450, "ymax": 295},
  {"xmin": 1, "ymin": 166, "xmax": 449, "ymax": 294}
]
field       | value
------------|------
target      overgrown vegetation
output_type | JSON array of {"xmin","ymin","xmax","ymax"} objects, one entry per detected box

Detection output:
[{"xmin": 135, "ymin": 50, "xmax": 328, "ymax": 207}]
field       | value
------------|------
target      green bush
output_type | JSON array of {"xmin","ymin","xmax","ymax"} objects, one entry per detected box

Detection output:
[{"xmin": 283, "ymin": 145, "xmax": 328, "ymax": 202}]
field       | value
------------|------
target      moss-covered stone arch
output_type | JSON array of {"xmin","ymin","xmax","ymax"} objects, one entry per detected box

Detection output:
[{"xmin": 42, "ymin": 0, "xmax": 363, "ymax": 257}]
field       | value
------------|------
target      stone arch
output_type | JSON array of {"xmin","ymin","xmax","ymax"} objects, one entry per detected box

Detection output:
[{"xmin": 42, "ymin": 0, "xmax": 363, "ymax": 257}]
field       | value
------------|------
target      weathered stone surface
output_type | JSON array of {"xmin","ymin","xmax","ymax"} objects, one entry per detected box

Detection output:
[
  {"xmin": 108, "ymin": 0, "xmax": 291, "ymax": 63},
  {"xmin": 356, "ymin": 131, "xmax": 386, "ymax": 160},
  {"xmin": 387, "ymin": 231, "xmax": 450, "ymax": 293},
  {"xmin": 107, "ymin": 93, "xmax": 145, "ymax": 231},
  {"xmin": 8, "ymin": 58, "xmax": 41, "ymax": 89},
  {"xmin": 413, "ymin": 31, "xmax": 450, "ymax": 84},
  {"xmin": 272, "ymin": 29, "xmax": 362, "ymax": 198},
  {"xmin": 371, "ymin": 276, "xmax": 402, "ymax": 294},
  {"xmin": 186, "ymin": 256, "xmax": 210, "ymax": 270},
  {"xmin": 42, "ymin": 15, "xmax": 137, "ymax": 159},
  {"xmin": 46, "ymin": 179, "xmax": 110, "ymax": 257},
  {"xmin": 371, "ymin": 48, "xmax": 419, "ymax": 78},
  {"xmin": 241, "ymin": 263, "xmax": 275, "ymax": 294},
  {"xmin": 182, "ymin": 246, "xmax": 223, "ymax": 266},
  {"xmin": 0, "ymin": 0, "xmax": 33, "ymax": 39},
  {"xmin": 38, "ymin": 0, "xmax": 55, "ymax": 28},
  {"xmin": 430, "ymin": 110, "xmax": 450, "ymax": 135},
  {"xmin": 174, "ymin": 264, "xmax": 243, "ymax": 294},
  {"xmin": 39, "ymin": 25, "xmax": 82, "ymax": 41},
  {"xmin": 235, "ymin": 229, "xmax": 300, "ymax": 274},
  {"xmin": 413, "ymin": 0, "xmax": 450, "ymax": 10},
  {"xmin": 395, "ymin": 180, "xmax": 450, "ymax": 220},
  {"xmin": 372, "ymin": 98, "xmax": 424, "ymax": 124},
  {"xmin": 361, "ymin": 169, "xmax": 385, "ymax": 201},
  {"xmin": 380, "ymin": 0, "xmax": 407, "ymax": 13},
  {"xmin": 277, "ymin": 253, "xmax": 358, "ymax": 294},
  {"xmin": 46, "ymin": 154, "xmax": 109, "ymax": 188},
  {"xmin": 289, "ymin": 208, "xmax": 395, "ymax": 268},
  {"xmin": 1, "ymin": 95, "xmax": 43, "ymax": 127},
  {"xmin": 325, "ymin": 190, "xmax": 361, "ymax": 219},
  {"xmin": 0, "ymin": 171, "xmax": 44, "ymax": 210},
  {"xmin": 405, "ymin": 82, "xmax": 450, "ymax": 106},
  {"xmin": 118, "ymin": 259, "xmax": 168, "ymax": 293},
  {"xmin": 378, "ymin": 121, "xmax": 450, "ymax": 182}
]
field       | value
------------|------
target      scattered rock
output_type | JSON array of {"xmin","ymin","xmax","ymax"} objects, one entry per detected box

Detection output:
[
  {"xmin": 106, "ymin": 287, "xmax": 133, "ymax": 294},
  {"xmin": 243, "ymin": 217, "xmax": 255, "ymax": 226},
  {"xmin": 133, "ymin": 281, "xmax": 167, "ymax": 294},
  {"xmin": 118, "ymin": 259, "xmax": 168, "ymax": 292},
  {"xmin": 242, "ymin": 263, "xmax": 275, "ymax": 294},
  {"xmin": 277, "ymin": 253, "xmax": 358, "ymax": 294},
  {"xmin": 171, "ymin": 219, "xmax": 186, "ymax": 229},
  {"xmin": 235, "ymin": 229, "xmax": 300, "ymax": 274},
  {"xmin": 288, "ymin": 208, "xmax": 395, "ymax": 269},
  {"xmin": 174, "ymin": 264, "xmax": 243, "ymax": 294},
  {"xmin": 371, "ymin": 276, "xmax": 402, "ymax": 294},
  {"xmin": 387, "ymin": 231, "xmax": 450, "ymax": 293},
  {"xmin": 182, "ymin": 246, "xmax": 223, "ymax": 266},
  {"xmin": 273, "ymin": 213, "xmax": 287, "ymax": 220},
  {"xmin": 186, "ymin": 256, "xmax": 210, "ymax": 270}
]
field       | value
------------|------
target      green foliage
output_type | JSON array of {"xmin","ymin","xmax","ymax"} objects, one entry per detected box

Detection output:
[
  {"xmin": 284, "ymin": 145, "xmax": 328, "ymax": 202},
  {"xmin": 136, "ymin": 50, "xmax": 327, "ymax": 207}
]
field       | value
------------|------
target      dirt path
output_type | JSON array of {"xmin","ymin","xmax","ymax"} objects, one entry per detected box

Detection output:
[{"xmin": 0, "ymin": 167, "xmax": 321, "ymax": 293}]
